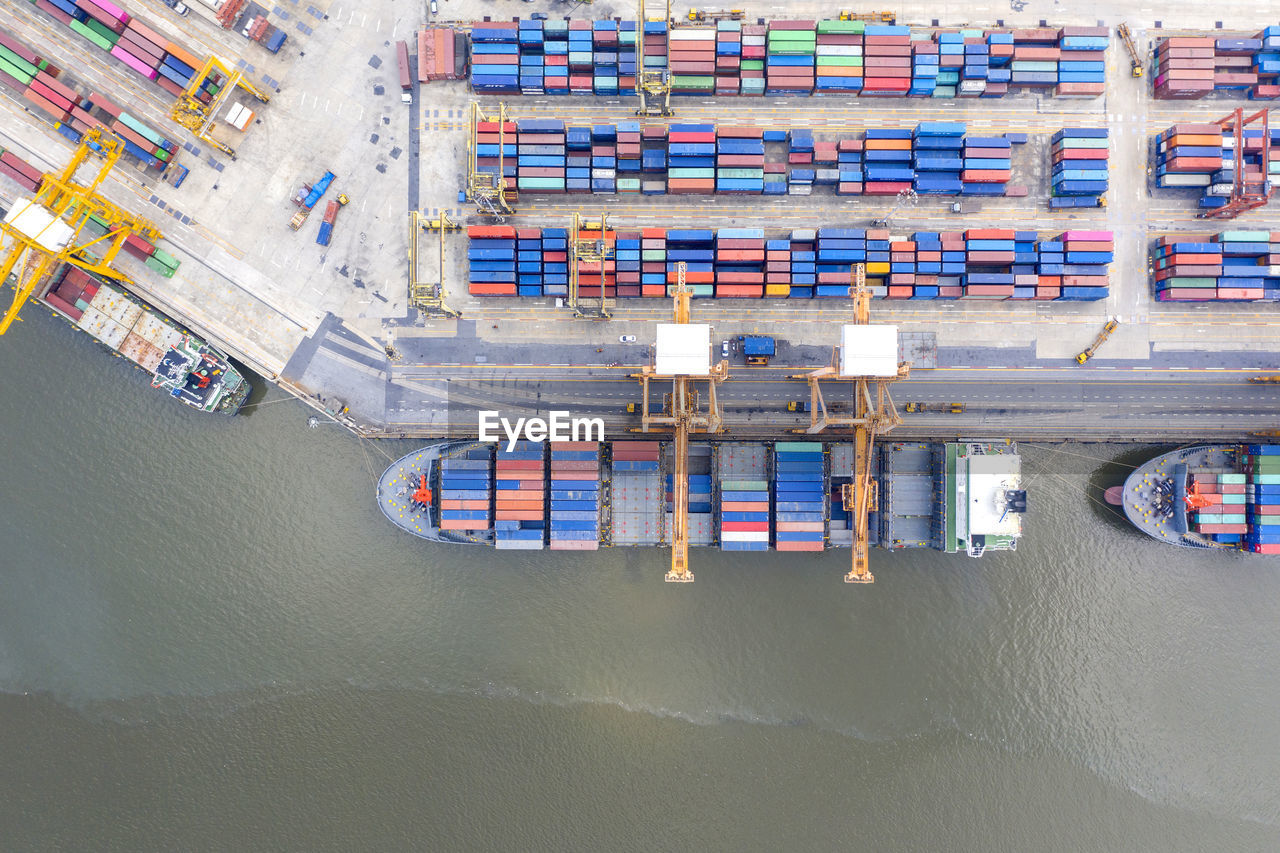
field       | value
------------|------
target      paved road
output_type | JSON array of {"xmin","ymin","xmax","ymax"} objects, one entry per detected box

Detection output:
[{"xmin": 381, "ymin": 363, "xmax": 1280, "ymax": 440}]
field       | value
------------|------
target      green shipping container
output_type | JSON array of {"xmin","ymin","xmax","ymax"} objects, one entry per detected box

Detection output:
[
  {"xmin": 84, "ymin": 17, "xmax": 121, "ymax": 47},
  {"xmin": 1251, "ymin": 474, "xmax": 1280, "ymax": 485},
  {"xmin": 1164, "ymin": 277, "xmax": 1217, "ymax": 288},
  {"xmin": 0, "ymin": 55, "xmax": 34, "ymax": 85},
  {"xmin": 1222, "ymin": 494, "xmax": 1247, "ymax": 505},
  {"xmin": 118, "ymin": 112, "xmax": 167, "ymax": 148},
  {"xmin": 816, "ymin": 20, "xmax": 865, "ymax": 34},
  {"xmin": 668, "ymin": 167, "xmax": 714, "ymax": 179},
  {"xmin": 144, "ymin": 257, "xmax": 175, "ymax": 278},
  {"xmin": 1219, "ymin": 473, "xmax": 1247, "ymax": 484},
  {"xmin": 716, "ymin": 168, "xmax": 765, "ymax": 179},
  {"xmin": 816, "ymin": 56, "xmax": 863, "ymax": 67},
  {"xmin": 671, "ymin": 75, "xmax": 714, "ymax": 90},
  {"xmin": 516, "ymin": 177, "xmax": 565, "ymax": 190},
  {"xmin": 0, "ymin": 45, "xmax": 37, "ymax": 77},
  {"xmin": 616, "ymin": 177, "xmax": 641, "ymax": 192},
  {"xmin": 151, "ymin": 248, "xmax": 180, "ymax": 270},
  {"xmin": 721, "ymin": 480, "xmax": 769, "ymax": 491}
]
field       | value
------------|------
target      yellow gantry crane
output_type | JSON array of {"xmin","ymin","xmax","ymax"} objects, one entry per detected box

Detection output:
[
  {"xmin": 0, "ymin": 129, "xmax": 161, "ymax": 336},
  {"xmin": 568, "ymin": 211, "xmax": 614, "ymax": 318},
  {"xmin": 788, "ymin": 263, "xmax": 909, "ymax": 583},
  {"xmin": 169, "ymin": 55, "xmax": 271, "ymax": 159},
  {"xmin": 466, "ymin": 101, "xmax": 515, "ymax": 216},
  {"xmin": 408, "ymin": 210, "xmax": 461, "ymax": 318},
  {"xmin": 636, "ymin": 0, "xmax": 674, "ymax": 116},
  {"xmin": 632, "ymin": 261, "xmax": 728, "ymax": 582}
]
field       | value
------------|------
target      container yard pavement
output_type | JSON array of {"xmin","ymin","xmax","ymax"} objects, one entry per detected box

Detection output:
[{"xmin": 1, "ymin": 0, "xmax": 1279, "ymax": 435}]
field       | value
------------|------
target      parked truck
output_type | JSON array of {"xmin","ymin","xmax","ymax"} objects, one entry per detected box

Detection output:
[
  {"xmin": 905, "ymin": 402, "xmax": 966, "ymax": 413},
  {"xmin": 737, "ymin": 335, "xmax": 775, "ymax": 365},
  {"xmin": 289, "ymin": 170, "xmax": 336, "ymax": 230},
  {"xmin": 315, "ymin": 195, "xmax": 349, "ymax": 246}
]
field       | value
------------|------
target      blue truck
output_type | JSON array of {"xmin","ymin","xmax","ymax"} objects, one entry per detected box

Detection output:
[
  {"xmin": 289, "ymin": 171, "xmax": 336, "ymax": 230},
  {"xmin": 738, "ymin": 335, "xmax": 775, "ymax": 365}
]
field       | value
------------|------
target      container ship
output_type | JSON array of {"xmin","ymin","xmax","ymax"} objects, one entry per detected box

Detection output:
[
  {"xmin": 1117, "ymin": 444, "xmax": 1280, "ymax": 553},
  {"xmin": 378, "ymin": 439, "xmax": 1026, "ymax": 556},
  {"xmin": 37, "ymin": 264, "xmax": 251, "ymax": 414}
]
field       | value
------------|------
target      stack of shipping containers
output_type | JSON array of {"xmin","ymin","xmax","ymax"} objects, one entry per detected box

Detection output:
[
  {"xmin": 417, "ymin": 28, "xmax": 462, "ymax": 83},
  {"xmin": 470, "ymin": 22, "xmax": 519, "ymax": 93},
  {"xmin": 549, "ymin": 442, "xmax": 600, "ymax": 551},
  {"xmin": 961, "ymin": 134, "xmax": 1011, "ymax": 195},
  {"xmin": 815, "ymin": 20, "xmax": 863, "ymax": 93},
  {"xmin": 36, "ymin": 0, "xmax": 217, "ymax": 98},
  {"xmin": 715, "ymin": 20, "xmax": 741, "ymax": 95},
  {"xmin": 716, "ymin": 127, "xmax": 765, "ymax": 193},
  {"xmin": 1245, "ymin": 446, "xmax": 1280, "ymax": 554},
  {"xmin": 1191, "ymin": 470, "xmax": 1248, "ymax": 541},
  {"xmin": 1057, "ymin": 231, "xmax": 1113, "ymax": 300},
  {"xmin": 666, "ymin": 230, "xmax": 714, "ymax": 296},
  {"xmin": 666, "ymin": 445, "xmax": 713, "ymax": 546},
  {"xmin": 668, "ymin": 123, "xmax": 715, "ymax": 194},
  {"xmin": 714, "ymin": 228, "xmax": 765, "ymax": 298},
  {"xmin": 774, "ymin": 442, "xmax": 826, "ymax": 552},
  {"xmin": 670, "ymin": 27, "xmax": 716, "ymax": 94},
  {"xmin": 616, "ymin": 122, "xmax": 641, "ymax": 194},
  {"xmin": 0, "ymin": 30, "xmax": 182, "ymax": 170},
  {"xmin": 740, "ymin": 24, "xmax": 766, "ymax": 95},
  {"xmin": 1154, "ymin": 30, "xmax": 1280, "ymax": 100},
  {"xmin": 439, "ymin": 449, "xmax": 492, "ymax": 533},
  {"xmin": 641, "ymin": 228, "xmax": 668, "ymax": 297},
  {"xmin": 472, "ymin": 115, "xmax": 517, "ymax": 204},
  {"xmin": 0, "ymin": 148, "xmax": 43, "ymax": 192},
  {"xmin": 1050, "ymin": 128, "xmax": 1109, "ymax": 208},
  {"xmin": 766, "ymin": 22, "xmax": 816, "ymax": 94},
  {"xmin": 470, "ymin": 226, "xmax": 1114, "ymax": 302},
  {"xmin": 719, "ymin": 477, "xmax": 770, "ymax": 551},
  {"xmin": 1155, "ymin": 121, "xmax": 1280, "ymax": 213},
  {"xmin": 467, "ymin": 225, "xmax": 517, "ymax": 296},
  {"xmin": 497, "ymin": 118, "xmax": 1022, "ymax": 199},
  {"xmin": 471, "ymin": 18, "xmax": 1108, "ymax": 98},
  {"xmin": 913, "ymin": 122, "xmax": 965, "ymax": 196},
  {"xmin": 494, "ymin": 441, "xmax": 546, "ymax": 550},
  {"xmin": 863, "ymin": 24, "xmax": 910, "ymax": 95},
  {"xmin": 516, "ymin": 118, "xmax": 566, "ymax": 195},
  {"xmin": 516, "ymin": 228, "xmax": 542, "ymax": 298},
  {"xmin": 1153, "ymin": 231, "xmax": 1280, "ymax": 302},
  {"xmin": 609, "ymin": 441, "xmax": 663, "ymax": 546}
]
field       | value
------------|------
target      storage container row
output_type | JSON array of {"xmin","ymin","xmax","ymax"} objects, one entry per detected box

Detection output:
[
  {"xmin": 467, "ymin": 224, "xmax": 1113, "ymax": 302},
  {"xmin": 1152, "ymin": 29, "xmax": 1280, "ymax": 100},
  {"xmin": 468, "ymin": 19, "xmax": 1107, "ymax": 98},
  {"xmin": 1151, "ymin": 230, "xmax": 1280, "ymax": 301}
]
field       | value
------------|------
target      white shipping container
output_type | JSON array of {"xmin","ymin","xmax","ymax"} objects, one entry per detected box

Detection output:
[
  {"xmin": 670, "ymin": 29, "xmax": 716, "ymax": 41},
  {"xmin": 107, "ymin": 300, "xmax": 144, "ymax": 329},
  {"xmin": 1158, "ymin": 173, "xmax": 1212, "ymax": 187},
  {"xmin": 77, "ymin": 304, "xmax": 110, "ymax": 338},
  {"xmin": 816, "ymin": 45, "xmax": 863, "ymax": 56},
  {"xmin": 721, "ymin": 530, "xmax": 769, "ymax": 542}
]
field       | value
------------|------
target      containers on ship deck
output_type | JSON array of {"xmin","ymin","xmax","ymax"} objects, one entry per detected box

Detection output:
[
  {"xmin": 773, "ymin": 442, "xmax": 825, "ymax": 551},
  {"xmin": 1244, "ymin": 445, "xmax": 1280, "ymax": 553},
  {"xmin": 610, "ymin": 441, "xmax": 663, "ymax": 545},
  {"xmin": 494, "ymin": 440, "xmax": 546, "ymax": 550},
  {"xmin": 720, "ymin": 476, "xmax": 770, "ymax": 551},
  {"xmin": 549, "ymin": 441, "xmax": 600, "ymax": 550},
  {"xmin": 439, "ymin": 449, "xmax": 493, "ymax": 532}
]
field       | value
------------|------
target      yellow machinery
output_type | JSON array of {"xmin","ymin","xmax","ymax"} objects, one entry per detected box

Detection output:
[
  {"xmin": 0, "ymin": 129, "xmax": 161, "ymax": 336},
  {"xmin": 636, "ymin": 0, "xmax": 674, "ymax": 116},
  {"xmin": 169, "ymin": 55, "xmax": 271, "ymax": 159},
  {"xmin": 1117, "ymin": 24, "xmax": 1144, "ymax": 77},
  {"xmin": 839, "ymin": 11, "xmax": 896, "ymax": 23},
  {"xmin": 686, "ymin": 9, "xmax": 744, "ymax": 22},
  {"xmin": 466, "ymin": 101, "xmax": 515, "ymax": 216},
  {"xmin": 568, "ymin": 212, "xmax": 614, "ymax": 319},
  {"xmin": 1075, "ymin": 318, "xmax": 1119, "ymax": 364},
  {"xmin": 632, "ymin": 261, "xmax": 729, "ymax": 582},
  {"xmin": 788, "ymin": 263, "xmax": 908, "ymax": 583},
  {"xmin": 408, "ymin": 211, "xmax": 461, "ymax": 318},
  {"xmin": 1248, "ymin": 376, "xmax": 1280, "ymax": 384}
]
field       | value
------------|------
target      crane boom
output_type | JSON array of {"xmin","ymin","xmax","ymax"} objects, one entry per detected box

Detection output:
[{"xmin": 0, "ymin": 129, "xmax": 161, "ymax": 335}]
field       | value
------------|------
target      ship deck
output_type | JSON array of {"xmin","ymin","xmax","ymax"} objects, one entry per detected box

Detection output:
[{"xmin": 1121, "ymin": 445, "xmax": 1239, "ymax": 550}]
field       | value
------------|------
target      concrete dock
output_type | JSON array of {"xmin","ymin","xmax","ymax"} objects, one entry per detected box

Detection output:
[{"xmin": 2, "ymin": 0, "xmax": 1279, "ymax": 440}]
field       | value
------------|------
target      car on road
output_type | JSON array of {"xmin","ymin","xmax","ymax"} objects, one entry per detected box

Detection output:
[
  {"xmin": 531, "ymin": 12, "xmax": 549, "ymax": 20},
  {"xmin": 430, "ymin": 0, "xmax": 438, "ymax": 14},
  {"xmin": 618, "ymin": 334, "xmax": 637, "ymax": 343},
  {"xmin": 721, "ymin": 340, "xmax": 730, "ymax": 358}
]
